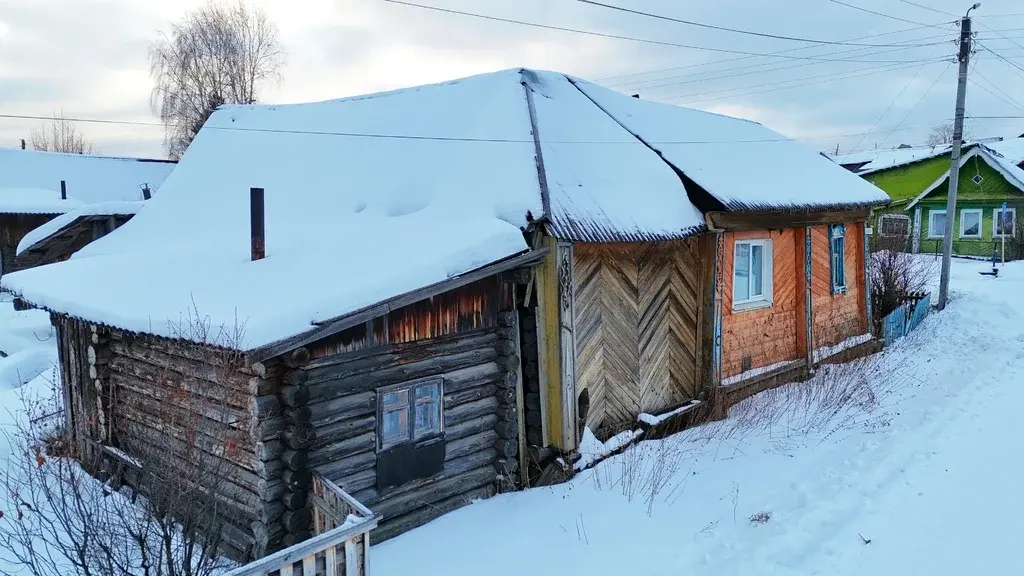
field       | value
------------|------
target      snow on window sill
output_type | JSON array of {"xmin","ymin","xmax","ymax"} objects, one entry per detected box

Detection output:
[{"xmin": 732, "ymin": 299, "xmax": 772, "ymax": 313}]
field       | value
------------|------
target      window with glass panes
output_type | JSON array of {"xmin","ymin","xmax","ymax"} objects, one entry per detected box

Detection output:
[
  {"xmin": 830, "ymin": 224, "xmax": 846, "ymax": 293},
  {"xmin": 733, "ymin": 240, "xmax": 769, "ymax": 306},
  {"xmin": 377, "ymin": 377, "xmax": 443, "ymax": 451}
]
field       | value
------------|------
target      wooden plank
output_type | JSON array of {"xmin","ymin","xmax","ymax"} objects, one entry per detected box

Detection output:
[
  {"xmin": 533, "ymin": 234, "xmax": 558, "ymax": 447},
  {"xmin": 708, "ymin": 208, "xmax": 872, "ymax": 231},
  {"xmin": 325, "ymin": 545, "xmax": 338, "ymax": 576},
  {"xmin": 248, "ymin": 248, "xmax": 549, "ymax": 363},
  {"xmin": 302, "ymin": 556, "xmax": 315, "ymax": 575}
]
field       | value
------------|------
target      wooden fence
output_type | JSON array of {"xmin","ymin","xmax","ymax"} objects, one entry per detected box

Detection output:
[
  {"xmin": 881, "ymin": 292, "xmax": 932, "ymax": 346},
  {"xmin": 225, "ymin": 473, "xmax": 378, "ymax": 576}
]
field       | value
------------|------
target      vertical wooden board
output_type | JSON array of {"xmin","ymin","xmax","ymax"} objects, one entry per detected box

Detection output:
[
  {"xmin": 534, "ymin": 234, "xmax": 560, "ymax": 447},
  {"xmin": 325, "ymin": 545, "xmax": 338, "ymax": 576},
  {"xmin": 556, "ymin": 242, "xmax": 577, "ymax": 449},
  {"xmin": 280, "ymin": 562, "xmax": 294, "ymax": 576}
]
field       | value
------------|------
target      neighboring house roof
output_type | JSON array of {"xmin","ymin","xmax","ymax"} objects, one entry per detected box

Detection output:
[
  {"xmin": 987, "ymin": 138, "xmax": 1024, "ymax": 166},
  {"xmin": 0, "ymin": 148, "xmax": 176, "ymax": 203},
  {"xmin": 905, "ymin": 145, "xmax": 1024, "ymax": 209},
  {"xmin": 16, "ymin": 201, "xmax": 145, "ymax": 257},
  {"xmin": 832, "ymin": 138, "xmax": 1004, "ymax": 176},
  {"xmin": 0, "ymin": 68, "xmax": 887, "ymax": 353},
  {"xmin": 0, "ymin": 188, "xmax": 84, "ymax": 215}
]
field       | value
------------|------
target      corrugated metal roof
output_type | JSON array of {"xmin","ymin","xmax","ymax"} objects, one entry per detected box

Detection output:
[{"xmin": 546, "ymin": 214, "xmax": 705, "ymax": 243}]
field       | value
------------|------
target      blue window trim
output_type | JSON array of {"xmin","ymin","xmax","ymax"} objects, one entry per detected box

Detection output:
[{"xmin": 829, "ymin": 224, "xmax": 847, "ymax": 295}]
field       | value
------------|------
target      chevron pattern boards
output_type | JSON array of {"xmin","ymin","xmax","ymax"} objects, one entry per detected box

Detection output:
[{"xmin": 573, "ymin": 240, "xmax": 701, "ymax": 436}]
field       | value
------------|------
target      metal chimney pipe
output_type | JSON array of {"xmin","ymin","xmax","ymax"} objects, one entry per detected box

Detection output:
[
  {"xmin": 251, "ymin": 187, "xmax": 265, "ymax": 261},
  {"xmin": 142, "ymin": 184, "xmax": 151, "ymax": 200},
  {"xmin": 60, "ymin": 180, "xmax": 67, "ymax": 200}
]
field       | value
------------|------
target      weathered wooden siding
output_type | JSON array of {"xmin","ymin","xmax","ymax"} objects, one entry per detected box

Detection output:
[
  {"xmin": 0, "ymin": 214, "xmax": 56, "ymax": 274},
  {"xmin": 15, "ymin": 214, "xmax": 133, "ymax": 270},
  {"xmin": 721, "ymin": 229, "xmax": 801, "ymax": 379},
  {"xmin": 291, "ymin": 322, "xmax": 518, "ymax": 543},
  {"xmin": 573, "ymin": 239, "xmax": 702, "ymax": 437},
  {"xmin": 810, "ymin": 222, "xmax": 868, "ymax": 349}
]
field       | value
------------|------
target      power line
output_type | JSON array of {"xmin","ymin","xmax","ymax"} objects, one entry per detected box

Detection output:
[
  {"xmin": 968, "ymin": 77, "xmax": 1024, "ymax": 114},
  {"xmin": 878, "ymin": 60, "xmax": 954, "ymax": 147},
  {"xmin": 595, "ymin": 23, "xmax": 947, "ymax": 82},
  {"xmin": 894, "ymin": 0, "xmax": 956, "ymax": 18},
  {"xmin": 380, "ymin": 0, "xmax": 950, "ymax": 62},
  {"xmin": 576, "ymin": 0, "xmax": 948, "ymax": 47},
  {"xmin": 826, "ymin": 0, "xmax": 943, "ymax": 27},
  {"xmin": 970, "ymin": 55, "xmax": 1024, "ymax": 112}
]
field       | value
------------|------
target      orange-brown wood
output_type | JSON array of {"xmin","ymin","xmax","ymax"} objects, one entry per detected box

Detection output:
[
  {"xmin": 810, "ymin": 223, "xmax": 868, "ymax": 350},
  {"xmin": 721, "ymin": 229, "xmax": 801, "ymax": 379}
]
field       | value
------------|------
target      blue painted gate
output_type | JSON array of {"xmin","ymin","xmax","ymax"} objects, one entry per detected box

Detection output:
[{"xmin": 881, "ymin": 292, "xmax": 932, "ymax": 346}]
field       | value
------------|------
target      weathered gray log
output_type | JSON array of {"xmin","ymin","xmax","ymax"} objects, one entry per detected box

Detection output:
[
  {"xmin": 281, "ymin": 426, "xmax": 315, "ymax": 451},
  {"xmin": 220, "ymin": 521, "xmax": 257, "ymax": 560},
  {"xmin": 255, "ymin": 417, "xmax": 287, "ymax": 442},
  {"xmin": 306, "ymin": 431, "xmax": 375, "ymax": 468},
  {"xmin": 496, "ymin": 326, "xmax": 517, "ymax": 341},
  {"xmin": 307, "ymin": 392, "xmax": 374, "ymax": 427},
  {"xmin": 353, "ymin": 448, "xmax": 496, "ymax": 507},
  {"xmin": 315, "ymin": 450, "xmax": 376, "ymax": 482},
  {"xmin": 254, "ymin": 395, "xmax": 281, "ymax": 418},
  {"xmin": 260, "ymin": 500, "xmax": 285, "ymax": 524},
  {"xmin": 310, "ymin": 414, "xmax": 375, "ymax": 450},
  {"xmin": 281, "ymin": 509, "xmax": 312, "ymax": 533},
  {"xmin": 494, "ymin": 438, "xmax": 517, "ymax": 459},
  {"xmin": 494, "ymin": 387, "xmax": 516, "ymax": 405},
  {"xmin": 495, "ymin": 458, "xmax": 518, "ymax": 476},
  {"xmin": 260, "ymin": 479, "xmax": 286, "ymax": 502},
  {"xmin": 527, "ymin": 428, "xmax": 542, "ymax": 447},
  {"xmin": 257, "ymin": 440, "xmax": 283, "ymax": 461},
  {"xmin": 442, "ymin": 362, "xmax": 502, "ymax": 393},
  {"xmin": 251, "ymin": 520, "xmax": 285, "ymax": 551},
  {"xmin": 249, "ymin": 377, "xmax": 276, "ymax": 396},
  {"xmin": 335, "ymin": 468, "xmax": 376, "ymax": 494},
  {"xmin": 496, "ymin": 354, "xmax": 519, "ymax": 371},
  {"xmin": 281, "ymin": 489, "xmax": 307, "ymax": 510},
  {"xmin": 280, "ymin": 449, "xmax": 308, "ymax": 471},
  {"xmin": 497, "ymin": 371, "xmax": 517, "ymax": 389},
  {"xmin": 444, "ymin": 384, "xmax": 497, "ymax": 409},
  {"xmin": 108, "ymin": 340, "xmax": 249, "ymax": 390},
  {"xmin": 444, "ymin": 396, "xmax": 498, "ymax": 428},
  {"xmin": 495, "ymin": 340, "xmax": 516, "ymax": 356},
  {"xmin": 525, "ymin": 393, "xmax": 541, "ymax": 409},
  {"xmin": 285, "ymin": 347, "xmax": 311, "ymax": 369},
  {"xmin": 493, "ymin": 419, "xmax": 518, "ymax": 439},
  {"xmin": 281, "ymin": 468, "xmax": 312, "ymax": 490},
  {"xmin": 256, "ymin": 458, "xmax": 284, "ymax": 480},
  {"xmin": 286, "ymin": 406, "xmax": 312, "ymax": 427},
  {"xmin": 110, "ymin": 372, "xmax": 250, "ymax": 428},
  {"xmin": 371, "ymin": 485, "xmax": 495, "ymax": 543},
  {"xmin": 371, "ymin": 465, "xmax": 497, "ymax": 520},
  {"xmin": 280, "ymin": 385, "xmax": 310, "ymax": 408},
  {"xmin": 446, "ymin": 430, "xmax": 499, "ymax": 461},
  {"xmin": 526, "ymin": 410, "xmax": 543, "ymax": 427},
  {"xmin": 304, "ymin": 329, "xmax": 499, "ymax": 373},
  {"xmin": 444, "ymin": 414, "xmax": 498, "ymax": 443},
  {"xmin": 281, "ymin": 530, "xmax": 312, "ymax": 548},
  {"xmin": 497, "ymin": 311, "xmax": 517, "ymax": 327},
  {"xmin": 305, "ymin": 348, "xmax": 499, "ymax": 400}
]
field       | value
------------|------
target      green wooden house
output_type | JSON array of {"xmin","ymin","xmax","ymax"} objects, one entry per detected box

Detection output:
[{"xmin": 835, "ymin": 139, "xmax": 1024, "ymax": 259}]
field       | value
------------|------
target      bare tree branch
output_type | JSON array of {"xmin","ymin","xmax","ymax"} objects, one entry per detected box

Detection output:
[
  {"xmin": 29, "ymin": 113, "xmax": 95, "ymax": 155},
  {"xmin": 149, "ymin": 0, "xmax": 284, "ymax": 159},
  {"xmin": 925, "ymin": 122, "xmax": 955, "ymax": 148}
]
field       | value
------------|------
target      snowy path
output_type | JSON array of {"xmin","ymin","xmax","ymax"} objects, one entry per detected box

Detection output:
[{"xmin": 374, "ymin": 259, "xmax": 1024, "ymax": 576}]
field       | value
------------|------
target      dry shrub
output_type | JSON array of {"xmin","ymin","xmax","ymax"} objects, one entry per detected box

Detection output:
[{"xmin": 870, "ymin": 235, "xmax": 935, "ymax": 328}]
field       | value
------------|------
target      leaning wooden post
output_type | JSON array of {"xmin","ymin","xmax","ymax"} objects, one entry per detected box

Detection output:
[{"xmin": 251, "ymin": 187, "xmax": 265, "ymax": 261}]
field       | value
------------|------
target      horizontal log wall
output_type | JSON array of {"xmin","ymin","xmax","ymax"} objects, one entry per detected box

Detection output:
[
  {"xmin": 294, "ymin": 321, "xmax": 517, "ymax": 543},
  {"xmin": 1, "ymin": 213, "xmax": 55, "ymax": 274}
]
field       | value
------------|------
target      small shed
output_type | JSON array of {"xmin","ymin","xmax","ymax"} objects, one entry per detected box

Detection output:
[
  {"xmin": 0, "ymin": 187, "xmax": 83, "ymax": 274},
  {"xmin": 15, "ymin": 201, "xmax": 145, "ymax": 269}
]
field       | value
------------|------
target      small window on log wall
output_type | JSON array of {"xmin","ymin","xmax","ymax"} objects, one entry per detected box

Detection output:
[{"xmin": 376, "ymin": 377, "xmax": 446, "ymax": 490}]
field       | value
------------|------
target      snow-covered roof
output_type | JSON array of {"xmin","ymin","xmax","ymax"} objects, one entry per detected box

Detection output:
[
  {"xmin": 573, "ymin": 79, "xmax": 891, "ymax": 211},
  {"xmin": 987, "ymin": 138, "xmax": 1024, "ymax": 165},
  {"xmin": 1, "ymin": 68, "xmax": 885, "ymax": 353},
  {"xmin": 16, "ymin": 201, "xmax": 145, "ymax": 256},
  {"xmin": 906, "ymin": 145, "xmax": 1024, "ymax": 210},
  {"xmin": 834, "ymin": 145, "xmax": 953, "ymax": 175},
  {"xmin": 0, "ymin": 148, "xmax": 175, "ymax": 204},
  {"xmin": 0, "ymin": 188, "xmax": 84, "ymax": 215}
]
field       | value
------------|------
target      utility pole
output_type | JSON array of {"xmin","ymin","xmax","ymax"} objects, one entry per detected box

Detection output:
[{"xmin": 937, "ymin": 3, "xmax": 980, "ymax": 311}]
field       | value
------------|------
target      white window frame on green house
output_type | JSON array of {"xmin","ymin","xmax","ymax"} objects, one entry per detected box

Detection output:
[
  {"xmin": 732, "ymin": 239, "xmax": 773, "ymax": 311},
  {"xmin": 879, "ymin": 214, "xmax": 910, "ymax": 237},
  {"xmin": 959, "ymin": 208, "xmax": 983, "ymax": 239},
  {"xmin": 927, "ymin": 209, "xmax": 947, "ymax": 239},
  {"xmin": 993, "ymin": 207, "xmax": 1016, "ymax": 238}
]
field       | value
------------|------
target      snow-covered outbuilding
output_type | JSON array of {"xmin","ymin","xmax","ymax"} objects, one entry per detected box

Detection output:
[
  {"xmin": 0, "ymin": 148, "xmax": 175, "ymax": 273},
  {"xmin": 1, "ymin": 68, "xmax": 888, "ymax": 564}
]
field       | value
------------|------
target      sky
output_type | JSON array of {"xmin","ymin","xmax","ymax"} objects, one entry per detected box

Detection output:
[{"xmin": 2, "ymin": 0, "xmax": 1024, "ymax": 160}]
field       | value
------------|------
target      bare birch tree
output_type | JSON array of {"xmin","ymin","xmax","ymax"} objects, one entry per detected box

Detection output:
[
  {"xmin": 30, "ymin": 113, "xmax": 95, "ymax": 154},
  {"xmin": 925, "ymin": 122, "xmax": 955, "ymax": 147},
  {"xmin": 149, "ymin": 0, "xmax": 284, "ymax": 159}
]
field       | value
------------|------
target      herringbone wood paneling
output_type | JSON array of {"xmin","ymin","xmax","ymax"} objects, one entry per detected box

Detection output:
[{"xmin": 574, "ymin": 240, "xmax": 701, "ymax": 436}]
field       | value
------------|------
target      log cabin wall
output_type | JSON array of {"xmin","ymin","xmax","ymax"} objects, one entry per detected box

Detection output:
[
  {"xmin": 0, "ymin": 214, "xmax": 57, "ymax": 274},
  {"xmin": 721, "ymin": 228, "xmax": 803, "ymax": 379},
  {"xmin": 572, "ymin": 239, "xmax": 703, "ymax": 439},
  {"xmin": 279, "ymin": 276, "xmax": 522, "ymax": 543},
  {"xmin": 53, "ymin": 314, "xmax": 284, "ymax": 563},
  {"xmin": 809, "ymin": 222, "xmax": 868, "ymax": 350}
]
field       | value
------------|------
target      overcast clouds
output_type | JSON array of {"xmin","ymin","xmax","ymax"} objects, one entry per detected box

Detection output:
[{"xmin": 2, "ymin": 0, "xmax": 1024, "ymax": 159}]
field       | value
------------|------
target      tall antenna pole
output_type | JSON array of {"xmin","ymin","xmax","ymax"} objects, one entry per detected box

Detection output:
[{"xmin": 937, "ymin": 4, "xmax": 979, "ymax": 311}]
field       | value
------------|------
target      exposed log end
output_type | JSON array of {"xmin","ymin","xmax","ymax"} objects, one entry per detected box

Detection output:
[
  {"xmin": 282, "ymin": 508, "xmax": 313, "ymax": 534},
  {"xmin": 286, "ymin": 347, "xmax": 311, "ymax": 369},
  {"xmin": 280, "ymin": 385, "xmax": 310, "ymax": 408}
]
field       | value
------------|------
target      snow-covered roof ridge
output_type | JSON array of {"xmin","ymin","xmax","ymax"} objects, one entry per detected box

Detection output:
[
  {"xmin": 16, "ymin": 201, "xmax": 146, "ymax": 256},
  {"xmin": 0, "ymin": 148, "xmax": 176, "ymax": 204},
  {"xmin": 0, "ymin": 188, "xmax": 84, "ymax": 215}
]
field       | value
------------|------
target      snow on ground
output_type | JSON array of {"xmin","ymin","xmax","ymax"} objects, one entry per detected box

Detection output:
[{"xmin": 374, "ymin": 257, "xmax": 1024, "ymax": 576}]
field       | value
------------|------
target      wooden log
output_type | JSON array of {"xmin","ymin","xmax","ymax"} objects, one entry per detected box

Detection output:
[
  {"xmin": 442, "ymin": 362, "xmax": 502, "ymax": 393},
  {"xmin": 495, "ymin": 458, "xmax": 518, "ymax": 476},
  {"xmin": 444, "ymin": 414, "xmax": 498, "ymax": 443},
  {"xmin": 371, "ymin": 485, "xmax": 495, "ymax": 543},
  {"xmin": 260, "ymin": 479, "xmax": 286, "ymax": 502},
  {"xmin": 220, "ymin": 521, "xmax": 257, "ymax": 558},
  {"xmin": 305, "ymin": 348, "xmax": 499, "ymax": 401},
  {"xmin": 444, "ymin": 384, "xmax": 497, "ymax": 409},
  {"xmin": 260, "ymin": 500, "xmax": 285, "ymax": 524},
  {"xmin": 496, "ymin": 371, "xmax": 517, "ymax": 390},
  {"xmin": 495, "ymin": 340, "xmax": 516, "ymax": 356},
  {"xmin": 494, "ymin": 387, "xmax": 516, "ymax": 405},
  {"xmin": 315, "ymin": 450, "xmax": 376, "ymax": 482},
  {"xmin": 281, "ymin": 530, "xmax": 312, "ymax": 548},
  {"xmin": 494, "ymin": 438, "xmax": 517, "ymax": 459},
  {"xmin": 281, "ymin": 468, "xmax": 312, "ymax": 490},
  {"xmin": 496, "ymin": 354, "xmax": 519, "ymax": 371},
  {"xmin": 335, "ymin": 468, "xmax": 376, "ymax": 494},
  {"xmin": 251, "ymin": 520, "xmax": 285, "ymax": 550},
  {"xmin": 497, "ymin": 311, "xmax": 517, "ymax": 327},
  {"xmin": 249, "ymin": 377, "xmax": 277, "ymax": 397},
  {"xmin": 306, "ymin": 431, "xmax": 376, "ymax": 469},
  {"xmin": 310, "ymin": 414, "xmax": 375, "ymax": 450},
  {"xmin": 286, "ymin": 406, "xmax": 312, "ymax": 427},
  {"xmin": 108, "ymin": 340, "xmax": 249, "ymax": 390},
  {"xmin": 281, "ymin": 490, "xmax": 307, "ymax": 510},
  {"xmin": 280, "ymin": 449, "xmax": 308, "ymax": 471},
  {"xmin": 254, "ymin": 395, "xmax": 281, "ymax": 418},
  {"xmin": 280, "ymin": 385, "xmax": 310, "ymax": 408},
  {"xmin": 286, "ymin": 347, "xmax": 311, "ymax": 369},
  {"xmin": 307, "ymin": 392, "xmax": 374, "ymax": 427},
  {"xmin": 255, "ymin": 417, "xmax": 287, "ymax": 442},
  {"xmin": 305, "ymin": 329, "xmax": 499, "ymax": 372},
  {"xmin": 496, "ymin": 326, "xmax": 517, "ymax": 341},
  {"xmin": 493, "ymin": 419, "xmax": 518, "ymax": 439},
  {"xmin": 526, "ymin": 410, "xmax": 543, "ymax": 427},
  {"xmin": 444, "ymin": 396, "xmax": 498, "ymax": 428},
  {"xmin": 353, "ymin": 448, "xmax": 496, "ymax": 507},
  {"xmin": 371, "ymin": 465, "xmax": 497, "ymax": 520},
  {"xmin": 282, "ymin": 508, "xmax": 312, "ymax": 533},
  {"xmin": 109, "ymin": 369, "xmax": 250, "ymax": 424},
  {"xmin": 256, "ymin": 458, "xmax": 284, "ymax": 480},
  {"xmin": 257, "ymin": 440, "xmax": 283, "ymax": 462},
  {"xmin": 281, "ymin": 427, "xmax": 316, "ymax": 451},
  {"xmin": 525, "ymin": 392, "xmax": 541, "ymax": 409},
  {"xmin": 446, "ymin": 430, "xmax": 499, "ymax": 461}
]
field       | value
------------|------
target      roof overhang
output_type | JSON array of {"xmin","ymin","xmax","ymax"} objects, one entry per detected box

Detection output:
[{"xmin": 706, "ymin": 206, "xmax": 876, "ymax": 231}]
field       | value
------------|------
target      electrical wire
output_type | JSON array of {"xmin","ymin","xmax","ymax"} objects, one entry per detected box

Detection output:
[
  {"xmin": 895, "ymin": 0, "xmax": 956, "ymax": 18},
  {"xmin": 379, "ymin": 0, "xmax": 950, "ymax": 62},
  {"xmin": 877, "ymin": 60, "xmax": 954, "ymax": 148},
  {"xmin": 826, "ymin": 0, "xmax": 943, "ymax": 27},
  {"xmin": 576, "ymin": 0, "xmax": 948, "ymax": 47}
]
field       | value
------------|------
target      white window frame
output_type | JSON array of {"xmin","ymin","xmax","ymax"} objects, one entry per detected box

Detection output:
[
  {"xmin": 830, "ymin": 224, "xmax": 847, "ymax": 295},
  {"xmin": 993, "ymin": 207, "xmax": 1017, "ymax": 238},
  {"xmin": 732, "ymin": 239, "xmax": 774, "ymax": 312},
  {"xmin": 959, "ymin": 208, "xmax": 983, "ymax": 239},
  {"xmin": 927, "ymin": 210, "xmax": 947, "ymax": 239},
  {"xmin": 376, "ymin": 377, "xmax": 444, "ymax": 451},
  {"xmin": 878, "ymin": 214, "xmax": 910, "ymax": 238}
]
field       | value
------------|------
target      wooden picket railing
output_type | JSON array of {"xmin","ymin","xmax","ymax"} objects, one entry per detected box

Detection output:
[{"xmin": 224, "ymin": 473, "xmax": 378, "ymax": 576}]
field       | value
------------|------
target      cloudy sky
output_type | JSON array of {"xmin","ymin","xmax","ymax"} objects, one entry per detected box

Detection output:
[{"xmin": 2, "ymin": 0, "xmax": 1024, "ymax": 159}]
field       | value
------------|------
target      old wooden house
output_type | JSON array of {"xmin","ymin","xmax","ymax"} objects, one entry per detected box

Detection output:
[
  {"xmin": 1, "ymin": 68, "xmax": 889, "ymax": 564},
  {"xmin": 0, "ymin": 148, "xmax": 174, "ymax": 274},
  {"xmin": 15, "ymin": 201, "xmax": 145, "ymax": 269}
]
